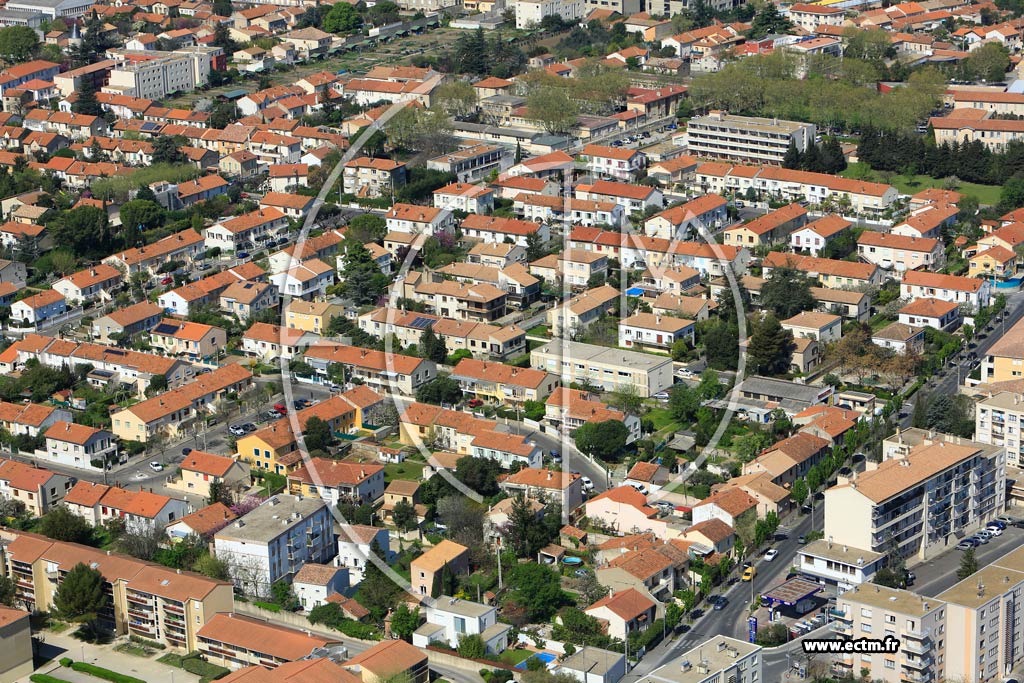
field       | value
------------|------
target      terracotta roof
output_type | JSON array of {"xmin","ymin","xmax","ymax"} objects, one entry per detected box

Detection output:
[
  {"xmin": 451, "ymin": 357, "xmax": 551, "ymax": 389},
  {"xmin": 172, "ymin": 502, "xmax": 236, "ymax": 536},
  {"xmin": 44, "ymin": 421, "xmax": 106, "ymax": 445},
  {"xmin": 0, "ymin": 605, "xmax": 28, "ymax": 629},
  {"xmin": 693, "ymin": 487, "xmax": 759, "ymax": 517},
  {"xmin": 587, "ymin": 486, "xmax": 657, "ymax": 517},
  {"xmin": 180, "ymin": 451, "xmax": 237, "ymax": 477},
  {"xmin": 343, "ymin": 639, "xmax": 427, "ymax": 678},
  {"xmin": 293, "ymin": 562, "xmax": 342, "ymax": 586},
  {"xmin": 608, "ymin": 546, "xmax": 674, "ymax": 579},
  {"xmin": 220, "ymin": 659, "xmax": 362, "ymax": 683},
  {"xmin": 899, "ymin": 297, "xmax": 959, "ymax": 318},
  {"xmin": 626, "ymin": 461, "xmax": 660, "ymax": 483},
  {"xmin": 857, "ymin": 230, "xmax": 939, "ymax": 253},
  {"xmin": 902, "ymin": 270, "xmax": 984, "ymax": 293},
  {"xmin": 502, "ymin": 467, "xmax": 580, "ymax": 490},
  {"xmin": 411, "ymin": 539, "xmax": 469, "ymax": 573},
  {"xmin": 197, "ymin": 614, "xmax": 335, "ymax": 661},
  {"xmin": 585, "ymin": 587, "xmax": 655, "ymax": 621},
  {"xmin": 288, "ymin": 458, "xmax": 383, "ymax": 487},
  {"xmin": 0, "ymin": 458, "xmax": 57, "ymax": 491},
  {"xmin": 684, "ymin": 518, "xmax": 735, "ymax": 543}
]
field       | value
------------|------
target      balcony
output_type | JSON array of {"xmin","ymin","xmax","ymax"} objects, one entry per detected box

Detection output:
[
  {"xmin": 127, "ymin": 592, "xmax": 155, "ymax": 607},
  {"xmin": 831, "ymin": 621, "xmax": 852, "ymax": 635},
  {"xmin": 902, "ymin": 655, "xmax": 933, "ymax": 670},
  {"xmin": 162, "ymin": 601, "xmax": 184, "ymax": 614}
]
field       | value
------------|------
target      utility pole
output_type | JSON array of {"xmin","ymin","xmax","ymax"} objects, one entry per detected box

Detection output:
[{"xmin": 496, "ymin": 546, "xmax": 502, "ymax": 589}]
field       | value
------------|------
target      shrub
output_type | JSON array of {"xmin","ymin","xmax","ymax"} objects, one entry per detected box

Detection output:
[
  {"xmin": 59, "ymin": 658, "xmax": 73, "ymax": 668},
  {"xmin": 180, "ymin": 655, "xmax": 231, "ymax": 682},
  {"xmin": 70, "ymin": 662, "xmax": 146, "ymax": 683},
  {"xmin": 129, "ymin": 635, "xmax": 166, "ymax": 650},
  {"xmin": 252, "ymin": 601, "xmax": 282, "ymax": 612},
  {"xmin": 31, "ymin": 675, "xmax": 73, "ymax": 683}
]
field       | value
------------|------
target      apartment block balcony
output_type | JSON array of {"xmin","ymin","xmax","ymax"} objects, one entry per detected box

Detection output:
[
  {"xmin": 902, "ymin": 655, "xmax": 933, "ymax": 670},
  {"xmin": 831, "ymin": 621, "xmax": 852, "ymax": 635}
]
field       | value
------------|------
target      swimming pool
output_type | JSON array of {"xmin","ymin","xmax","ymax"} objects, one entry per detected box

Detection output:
[
  {"xmin": 625, "ymin": 286, "xmax": 645, "ymax": 296},
  {"xmin": 996, "ymin": 277, "xmax": 1023, "ymax": 290},
  {"xmin": 515, "ymin": 653, "xmax": 557, "ymax": 670}
]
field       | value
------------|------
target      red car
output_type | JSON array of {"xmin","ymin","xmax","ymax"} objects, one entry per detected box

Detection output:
[
  {"xmin": 467, "ymin": 399, "xmax": 483, "ymax": 408},
  {"xmin": 160, "ymin": 276, "xmax": 174, "ymax": 285},
  {"xmin": 274, "ymin": 403, "xmax": 288, "ymax": 415}
]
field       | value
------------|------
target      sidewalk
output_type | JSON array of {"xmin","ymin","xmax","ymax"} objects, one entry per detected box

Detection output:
[{"xmin": 18, "ymin": 631, "xmax": 200, "ymax": 683}]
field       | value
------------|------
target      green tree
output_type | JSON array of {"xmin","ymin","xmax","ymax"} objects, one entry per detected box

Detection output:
[
  {"xmin": 760, "ymin": 265, "xmax": 814, "ymax": 319},
  {"xmin": 1000, "ymin": 176, "xmax": 1024, "ymax": 212},
  {"xmin": 212, "ymin": 0, "xmax": 232, "ymax": 16},
  {"xmin": 73, "ymin": 72, "xmax": 102, "ymax": 116},
  {"xmin": 573, "ymin": 420, "xmax": 630, "ymax": 461},
  {"xmin": 527, "ymin": 86, "xmax": 578, "ymax": 135},
  {"xmin": 271, "ymin": 580, "xmax": 299, "ymax": 610},
  {"xmin": 433, "ymin": 80, "xmax": 476, "ymax": 119},
  {"xmin": 506, "ymin": 563, "xmax": 569, "ymax": 622},
  {"xmin": 119, "ymin": 199, "xmax": 165, "ymax": 232},
  {"xmin": 391, "ymin": 499, "xmax": 418, "ymax": 532},
  {"xmin": 668, "ymin": 383, "xmax": 700, "ymax": 423},
  {"xmin": 192, "ymin": 553, "xmax": 231, "ymax": 580},
  {"xmin": 525, "ymin": 230, "xmax": 545, "ymax": 261},
  {"xmin": 341, "ymin": 239, "xmax": 389, "ymax": 305},
  {"xmin": 390, "ymin": 603, "xmax": 420, "ymax": 641},
  {"xmin": 322, "ymin": 2, "xmax": 363, "ymax": 32},
  {"xmin": 0, "ymin": 26, "xmax": 38, "ymax": 62},
  {"xmin": 415, "ymin": 377, "xmax": 463, "ymax": 405},
  {"xmin": 506, "ymin": 494, "xmax": 541, "ymax": 558},
  {"xmin": 457, "ymin": 633, "xmax": 487, "ymax": 659},
  {"xmin": 790, "ymin": 478, "xmax": 809, "ymax": 506},
  {"xmin": 50, "ymin": 205, "xmax": 111, "ymax": 259},
  {"xmin": 747, "ymin": 314, "xmax": 796, "ymax": 377},
  {"xmin": 53, "ymin": 562, "xmax": 108, "ymax": 629},
  {"xmin": 703, "ymin": 318, "xmax": 740, "ymax": 371},
  {"xmin": 40, "ymin": 505, "xmax": 94, "ymax": 544},
  {"xmin": 419, "ymin": 326, "xmax": 448, "ymax": 364},
  {"xmin": 346, "ymin": 214, "xmax": 387, "ymax": 243},
  {"xmin": 748, "ymin": 2, "xmax": 793, "ymax": 38},
  {"xmin": 0, "ymin": 575, "xmax": 15, "ymax": 606},
  {"xmin": 957, "ymin": 547, "xmax": 979, "ymax": 580},
  {"xmin": 152, "ymin": 135, "xmax": 185, "ymax": 165},
  {"xmin": 965, "ymin": 42, "xmax": 1010, "ymax": 83},
  {"xmin": 304, "ymin": 416, "xmax": 335, "ymax": 453},
  {"xmin": 355, "ymin": 539, "xmax": 400, "ymax": 621}
]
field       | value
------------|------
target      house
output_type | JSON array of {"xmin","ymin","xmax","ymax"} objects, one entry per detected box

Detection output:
[
  {"xmin": 52, "ymin": 264, "xmax": 122, "ymax": 305},
  {"xmin": 624, "ymin": 461, "xmax": 668, "ymax": 494},
  {"xmin": 241, "ymin": 322, "xmax": 307, "ymax": 362},
  {"xmin": 343, "ymin": 157, "xmax": 407, "ymax": 198},
  {"xmin": 432, "ymin": 182, "xmax": 494, "ymax": 215},
  {"xmin": 336, "ymin": 524, "xmax": 392, "ymax": 584},
  {"xmin": 11, "ymin": 289, "xmax": 66, "ymax": 328},
  {"xmin": 691, "ymin": 487, "xmax": 759, "ymax": 528},
  {"xmin": 385, "ymin": 203, "xmax": 454, "ymax": 237},
  {"xmin": 149, "ymin": 318, "xmax": 225, "ymax": 361},
  {"xmin": 741, "ymin": 432, "xmax": 831, "ymax": 488},
  {"xmin": 63, "ymin": 481, "xmax": 189, "ymax": 532},
  {"xmin": 0, "ymin": 459, "xmax": 74, "ymax": 517},
  {"xmin": 197, "ymin": 614, "xmax": 341, "ymax": 669},
  {"xmin": 544, "ymin": 387, "xmax": 641, "ymax": 444},
  {"xmin": 214, "ymin": 495, "xmax": 335, "ymax": 597},
  {"xmin": 268, "ymin": 258, "xmax": 335, "ymax": 300},
  {"xmin": 676, "ymin": 518, "xmax": 736, "ymax": 555},
  {"xmin": 559, "ymin": 647, "xmax": 627, "ymax": 683},
  {"xmin": 0, "ymin": 400, "xmax": 69, "ymax": 438},
  {"xmin": 872, "ymin": 321, "xmax": 926, "ymax": 355},
  {"xmin": 856, "ymin": 231, "xmax": 943, "ymax": 274},
  {"xmin": 410, "ymin": 540, "xmax": 470, "ymax": 596},
  {"xmin": 287, "ymin": 458, "xmax": 385, "ymax": 506},
  {"xmin": 460, "ymin": 214, "xmax": 548, "ymax": 248},
  {"xmin": 618, "ymin": 312, "xmax": 695, "ymax": 353},
  {"xmin": 788, "ymin": 215, "xmax": 851, "ymax": 257},
  {"xmin": 898, "ymin": 298, "xmax": 961, "ymax": 331},
  {"xmin": 891, "ymin": 204, "xmax": 959, "ymax": 239},
  {"xmin": 583, "ymin": 588, "xmax": 657, "ymax": 641},
  {"xmin": 42, "ymin": 421, "xmax": 117, "ymax": 470},
  {"xmin": 303, "ymin": 344, "xmax": 436, "ymax": 396},
  {"xmin": 284, "ymin": 300, "xmax": 343, "ymax": 335},
  {"xmin": 499, "ymin": 467, "xmax": 585, "ymax": 511},
  {"xmin": 545, "ymin": 284, "xmax": 619, "ymax": 337},
  {"xmin": 219, "ymin": 281, "xmax": 278, "ymax": 321},
  {"xmin": 165, "ymin": 502, "xmax": 237, "ymax": 541},
  {"xmin": 170, "ymin": 451, "xmax": 250, "ymax": 500},
  {"xmin": 900, "ymin": 270, "xmax": 991, "ymax": 312},
  {"xmin": 781, "ymin": 311, "xmax": 842, "ymax": 344},
  {"xmin": 92, "ymin": 301, "xmax": 164, "ymax": 344},
  {"xmin": 579, "ymin": 144, "xmax": 645, "ymax": 181},
  {"xmin": 643, "ymin": 194, "xmax": 728, "ymax": 241},
  {"xmin": 292, "ymin": 564, "xmax": 348, "ymax": 611},
  {"xmin": 723, "ymin": 203, "xmax": 807, "ymax": 247},
  {"xmin": 380, "ymin": 480, "xmax": 423, "ymax": 524},
  {"xmin": 471, "ymin": 431, "xmax": 544, "ymax": 469},
  {"xmin": 575, "ymin": 179, "xmax": 662, "ymax": 215},
  {"xmin": 585, "ymin": 486, "xmax": 666, "ymax": 538},
  {"xmin": 529, "ymin": 250, "xmax": 608, "ymax": 288},
  {"xmin": 762, "ymin": 251, "xmax": 882, "ymax": 291},
  {"xmin": 449, "ymin": 358, "xmax": 559, "ymax": 406},
  {"xmin": 204, "ymin": 208, "xmax": 289, "ymax": 252},
  {"xmin": 969, "ymin": 246, "xmax": 1017, "ymax": 279},
  {"xmin": 412, "ymin": 597, "xmax": 511, "ymax": 654},
  {"xmin": 342, "ymin": 639, "xmax": 429, "ymax": 683}
]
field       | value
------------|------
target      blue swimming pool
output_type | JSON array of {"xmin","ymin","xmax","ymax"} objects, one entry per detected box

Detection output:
[
  {"xmin": 996, "ymin": 277, "xmax": 1023, "ymax": 290},
  {"xmin": 516, "ymin": 653, "xmax": 557, "ymax": 670},
  {"xmin": 625, "ymin": 286, "xmax": 644, "ymax": 296}
]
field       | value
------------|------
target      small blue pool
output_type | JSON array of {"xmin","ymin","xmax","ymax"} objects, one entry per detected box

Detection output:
[
  {"xmin": 996, "ymin": 277, "xmax": 1023, "ymax": 290},
  {"xmin": 562, "ymin": 556, "xmax": 583, "ymax": 565},
  {"xmin": 625, "ymin": 286, "xmax": 644, "ymax": 296},
  {"xmin": 516, "ymin": 653, "xmax": 557, "ymax": 670}
]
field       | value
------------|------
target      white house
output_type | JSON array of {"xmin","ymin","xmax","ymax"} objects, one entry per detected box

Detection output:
[
  {"xmin": 336, "ymin": 524, "xmax": 392, "ymax": 584},
  {"xmin": 413, "ymin": 597, "xmax": 511, "ymax": 654},
  {"xmin": 268, "ymin": 258, "xmax": 335, "ymax": 300},
  {"xmin": 385, "ymin": 203, "xmax": 454, "ymax": 236},
  {"xmin": 203, "ymin": 208, "xmax": 289, "ymax": 252},
  {"xmin": 470, "ymin": 431, "xmax": 543, "ymax": 469},
  {"xmin": 293, "ymin": 563, "xmax": 349, "ymax": 611},
  {"xmin": 52, "ymin": 264, "xmax": 122, "ymax": 305},
  {"xmin": 11, "ymin": 289, "xmax": 66, "ymax": 327},
  {"xmin": 900, "ymin": 271, "xmax": 991, "ymax": 312},
  {"xmin": 42, "ymin": 421, "xmax": 117, "ymax": 470},
  {"xmin": 618, "ymin": 312, "xmax": 695, "ymax": 353}
]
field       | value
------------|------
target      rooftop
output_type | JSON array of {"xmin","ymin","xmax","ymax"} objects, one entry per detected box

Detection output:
[{"xmin": 215, "ymin": 494, "xmax": 326, "ymax": 543}]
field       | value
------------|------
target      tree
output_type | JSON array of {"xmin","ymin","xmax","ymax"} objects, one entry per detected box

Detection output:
[
  {"xmin": 436, "ymin": 496, "xmax": 485, "ymax": 548},
  {"xmin": 193, "ymin": 553, "xmax": 231, "ymax": 580},
  {"xmin": 573, "ymin": 570, "xmax": 608, "ymax": 606},
  {"xmin": 782, "ymin": 140, "xmax": 802, "ymax": 170},
  {"xmin": 271, "ymin": 580, "xmax": 300, "ymax": 610},
  {"xmin": 527, "ymin": 86, "xmax": 578, "ymax": 135},
  {"xmin": 152, "ymin": 135, "xmax": 185, "ymax": 165},
  {"xmin": 506, "ymin": 494, "xmax": 541, "ymax": 558},
  {"xmin": 50, "ymin": 205, "xmax": 111, "ymax": 259},
  {"xmin": 574, "ymin": 420, "xmax": 630, "ymax": 461},
  {"xmin": 119, "ymin": 199, "xmax": 165, "ymax": 232},
  {"xmin": 457, "ymin": 633, "xmax": 487, "ymax": 659},
  {"xmin": 748, "ymin": 2, "xmax": 792, "ymax": 38},
  {"xmin": 340, "ymin": 239, "xmax": 389, "ymax": 305},
  {"xmin": 525, "ymin": 230, "xmax": 545, "ymax": 261},
  {"xmin": 390, "ymin": 603, "xmax": 420, "ymax": 641},
  {"xmin": 54, "ymin": 562, "xmax": 108, "ymax": 629},
  {"xmin": 760, "ymin": 265, "xmax": 814, "ymax": 319},
  {"xmin": 965, "ymin": 42, "xmax": 1010, "ymax": 83},
  {"xmin": 322, "ymin": 2, "xmax": 363, "ymax": 33},
  {"xmin": 790, "ymin": 479, "xmax": 809, "ymax": 506},
  {"xmin": 957, "ymin": 547, "xmax": 979, "ymax": 580},
  {"xmin": 116, "ymin": 525, "xmax": 164, "ymax": 561},
  {"xmin": 419, "ymin": 326, "xmax": 447, "ymax": 364},
  {"xmin": 0, "ymin": 575, "xmax": 14, "ymax": 606},
  {"xmin": 73, "ymin": 72, "xmax": 102, "ymax": 116},
  {"xmin": 506, "ymin": 563, "xmax": 569, "ymax": 622},
  {"xmin": 391, "ymin": 499, "xmax": 418, "ymax": 532},
  {"xmin": 433, "ymin": 80, "xmax": 476, "ymax": 119},
  {"xmin": 211, "ymin": 0, "xmax": 232, "ymax": 16},
  {"xmin": 304, "ymin": 416, "xmax": 334, "ymax": 453},
  {"xmin": 415, "ymin": 377, "xmax": 463, "ymax": 406},
  {"xmin": 703, "ymin": 318, "xmax": 740, "ymax": 371},
  {"xmin": 346, "ymin": 214, "xmax": 386, "ymax": 243},
  {"xmin": 747, "ymin": 314, "xmax": 796, "ymax": 377},
  {"xmin": 0, "ymin": 26, "xmax": 38, "ymax": 62},
  {"xmin": 40, "ymin": 505, "xmax": 94, "ymax": 544},
  {"xmin": 607, "ymin": 385, "xmax": 644, "ymax": 416},
  {"xmin": 355, "ymin": 539, "xmax": 400, "ymax": 621},
  {"xmin": 1001, "ymin": 176, "xmax": 1024, "ymax": 212},
  {"xmin": 668, "ymin": 383, "xmax": 700, "ymax": 423}
]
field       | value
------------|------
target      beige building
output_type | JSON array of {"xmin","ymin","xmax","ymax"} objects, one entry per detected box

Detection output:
[
  {"xmin": 976, "ymin": 391, "xmax": 1024, "ymax": 469},
  {"xmin": 531, "ymin": 340, "xmax": 674, "ymax": 398},
  {"xmin": 823, "ymin": 428, "xmax": 1005, "ymax": 560},
  {"xmin": 684, "ymin": 111, "xmax": 815, "ymax": 165},
  {"xmin": 168, "ymin": 450, "xmax": 250, "ymax": 499},
  {"xmin": 982, "ymin": 317, "xmax": 1024, "ymax": 384},
  {"xmin": 635, "ymin": 637, "xmax": 761, "ymax": 683},
  {"xmin": 831, "ymin": 583, "xmax": 946, "ymax": 683},
  {"xmin": 0, "ymin": 606, "xmax": 31, "ymax": 681},
  {"xmin": 285, "ymin": 299, "xmax": 343, "ymax": 334},
  {"xmin": 409, "ymin": 540, "xmax": 469, "ymax": 596}
]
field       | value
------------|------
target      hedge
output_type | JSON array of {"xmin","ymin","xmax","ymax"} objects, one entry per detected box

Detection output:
[
  {"xmin": 59, "ymin": 658, "xmax": 73, "ymax": 667},
  {"xmin": 181, "ymin": 654, "xmax": 231, "ymax": 682},
  {"xmin": 31, "ymin": 675, "xmax": 73, "ymax": 683},
  {"xmin": 70, "ymin": 662, "xmax": 146, "ymax": 683},
  {"xmin": 128, "ymin": 635, "xmax": 166, "ymax": 650}
]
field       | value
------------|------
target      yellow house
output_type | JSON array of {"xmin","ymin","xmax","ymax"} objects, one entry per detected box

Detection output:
[
  {"xmin": 285, "ymin": 299, "xmax": 344, "ymax": 334},
  {"xmin": 236, "ymin": 394, "xmax": 361, "ymax": 474},
  {"xmin": 169, "ymin": 450, "xmax": 250, "ymax": 499},
  {"xmin": 969, "ymin": 245, "xmax": 1017, "ymax": 279}
]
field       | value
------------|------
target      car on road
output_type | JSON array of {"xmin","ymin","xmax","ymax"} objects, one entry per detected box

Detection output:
[
  {"xmin": 957, "ymin": 539, "xmax": 977, "ymax": 550},
  {"xmin": 580, "ymin": 476, "xmax": 594, "ymax": 491},
  {"xmin": 652, "ymin": 390, "xmax": 671, "ymax": 400},
  {"xmin": 677, "ymin": 368, "xmax": 696, "ymax": 379},
  {"xmin": 242, "ymin": 423, "xmax": 257, "ymax": 433},
  {"xmin": 742, "ymin": 566, "xmax": 757, "ymax": 581},
  {"xmin": 149, "ymin": 462, "xmax": 164, "ymax": 472},
  {"xmin": 160, "ymin": 276, "xmax": 174, "ymax": 285},
  {"xmin": 711, "ymin": 596, "xmax": 728, "ymax": 610},
  {"xmin": 182, "ymin": 447, "xmax": 192, "ymax": 456},
  {"xmin": 237, "ymin": 251, "xmax": 250, "ymax": 259},
  {"xmin": 764, "ymin": 549, "xmax": 779, "ymax": 562},
  {"xmin": 797, "ymin": 535, "xmax": 807, "ymax": 544},
  {"xmin": 229, "ymin": 424, "xmax": 246, "ymax": 436},
  {"xmin": 274, "ymin": 403, "xmax": 288, "ymax": 415}
]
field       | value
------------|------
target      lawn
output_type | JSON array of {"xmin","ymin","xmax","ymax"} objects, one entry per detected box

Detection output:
[
  {"xmin": 840, "ymin": 163, "xmax": 1001, "ymax": 206},
  {"xmin": 527, "ymin": 324, "xmax": 550, "ymax": 337},
  {"xmin": 385, "ymin": 461, "xmax": 423, "ymax": 481},
  {"xmin": 497, "ymin": 649, "xmax": 534, "ymax": 666}
]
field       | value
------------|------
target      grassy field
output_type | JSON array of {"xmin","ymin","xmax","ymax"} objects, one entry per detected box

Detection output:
[
  {"xmin": 385, "ymin": 461, "xmax": 423, "ymax": 481},
  {"xmin": 497, "ymin": 649, "xmax": 534, "ymax": 666},
  {"xmin": 840, "ymin": 163, "xmax": 1002, "ymax": 206}
]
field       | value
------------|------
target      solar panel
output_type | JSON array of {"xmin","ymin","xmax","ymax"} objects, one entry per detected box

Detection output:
[
  {"xmin": 141, "ymin": 122, "xmax": 161, "ymax": 131},
  {"xmin": 153, "ymin": 322, "xmax": 180, "ymax": 335},
  {"xmin": 410, "ymin": 316, "xmax": 433, "ymax": 329}
]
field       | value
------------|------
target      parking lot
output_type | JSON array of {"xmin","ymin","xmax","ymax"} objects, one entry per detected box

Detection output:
[{"xmin": 912, "ymin": 519, "xmax": 1024, "ymax": 598}]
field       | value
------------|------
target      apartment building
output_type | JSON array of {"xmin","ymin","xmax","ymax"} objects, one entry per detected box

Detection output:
[
  {"xmin": 531, "ymin": 340, "xmax": 674, "ymax": 398},
  {"xmin": 427, "ymin": 144, "xmax": 512, "ymax": 183},
  {"xmin": 900, "ymin": 270, "xmax": 991, "ymax": 312},
  {"xmin": 830, "ymin": 583, "xmax": 946, "ymax": 683},
  {"xmin": 579, "ymin": 144, "xmax": 645, "ymax": 181},
  {"xmin": 342, "ymin": 156, "xmax": 407, "ymax": 198},
  {"xmin": 213, "ymin": 494, "xmax": 335, "ymax": 597},
  {"xmin": 857, "ymin": 231, "xmax": 944, "ymax": 274},
  {"xmin": 981, "ymin": 317, "xmax": 1024, "ymax": 384},
  {"xmin": 823, "ymin": 429, "xmax": 1005, "ymax": 560},
  {"xmin": 303, "ymin": 344, "xmax": 436, "ymax": 396},
  {"xmin": 0, "ymin": 530, "xmax": 233, "ymax": 651},
  {"xmin": 976, "ymin": 392, "xmax": 1024, "ymax": 467},
  {"xmin": 930, "ymin": 116, "xmax": 1024, "ymax": 152},
  {"xmin": 762, "ymin": 251, "xmax": 883, "ymax": 291},
  {"xmin": 636, "ymin": 637, "xmax": 761, "ymax": 683},
  {"xmin": 197, "ymin": 613, "xmax": 341, "ymax": 669},
  {"xmin": 106, "ymin": 49, "xmax": 211, "ymax": 100},
  {"xmin": 514, "ymin": 0, "xmax": 584, "ymax": 28},
  {"xmin": 103, "ymin": 228, "xmax": 205, "ymax": 276},
  {"xmin": 684, "ymin": 111, "xmax": 815, "ymax": 165},
  {"xmin": 450, "ymin": 358, "xmax": 559, "ymax": 405}
]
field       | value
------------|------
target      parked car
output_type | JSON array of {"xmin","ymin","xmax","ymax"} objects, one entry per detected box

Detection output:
[
  {"xmin": 988, "ymin": 520, "xmax": 1007, "ymax": 530},
  {"xmin": 986, "ymin": 526, "xmax": 1004, "ymax": 536},
  {"xmin": 652, "ymin": 390, "xmax": 671, "ymax": 400},
  {"xmin": 149, "ymin": 462, "xmax": 164, "ymax": 472},
  {"xmin": 229, "ymin": 424, "xmax": 246, "ymax": 436},
  {"xmin": 467, "ymin": 398, "xmax": 483, "ymax": 408},
  {"xmin": 972, "ymin": 533, "xmax": 990, "ymax": 544},
  {"xmin": 265, "ymin": 409, "xmax": 282, "ymax": 420},
  {"xmin": 242, "ymin": 423, "xmax": 257, "ymax": 433},
  {"xmin": 956, "ymin": 540, "xmax": 976, "ymax": 551},
  {"xmin": 160, "ymin": 276, "xmax": 174, "ymax": 285},
  {"xmin": 764, "ymin": 549, "xmax": 779, "ymax": 561},
  {"xmin": 627, "ymin": 481, "xmax": 649, "ymax": 495},
  {"xmin": 996, "ymin": 516, "xmax": 1016, "ymax": 525},
  {"xmin": 712, "ymin": 596, "xmax": 727, "ymax": 610},
  {"xmin": 181, "ymin": 447, "xmax": 192, "ymax": 456},
  {"xmin": 274, "ymin": 403, "xmax": 288, "ymax": 415}
]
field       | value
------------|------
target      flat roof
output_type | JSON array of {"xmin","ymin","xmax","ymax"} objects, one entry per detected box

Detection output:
[
  {"xmin": 978, "ymin": 391, "xmax": 1024, "ymax": 412},
  {"xmin": 800, "ymin": 540, "xmax": 883, "ymax": 566},
  {"xmin": 430, "ymin": 596, "xmax": 492, "ymax": 618},
  {"xmin": 689, "ymin": 112, "xmax": 811, "ymax": 134},
  {"xmin": 638, "ymin": 637, "xmax": 760, "ymax": 683},
  {"xmin": 936, "ymin": 565, "xmax": 1024, "ymax": 609},
  {"xmin": 214, "ymin": 494, "xmax": 325, "ymax": 543},
  {"xmin": 839, "ymin": 583, "xmax": 943, "ymax": 617},
  {"xmin": 532, "ymin": 340, "xmax": 673, "ymax": 372},
  {"xmin": 762, "ymin": 578, "xmax": 821, "ymax": 606},
  {"xmin": 560, "ymin": 647, "xmax": 624, "ymax": 676}
]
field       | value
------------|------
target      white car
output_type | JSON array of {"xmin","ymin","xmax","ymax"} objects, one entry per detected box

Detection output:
[
  {"xmin": 986, "ymin": 526, "xmax": 1004, "ymax": 536},
  {"xmin": 764, "ymin": 549, "xmax": 779, "ymax": 562},
  {"xmin": 580, "ymin": 476, "xmax": 594, "ymax": 491},
  {"xmin": 149, "ymin": 462, "xmax": 164, "ymax": 472},
  {"xmin": 627, "ymin": 481, "xmax": 649, "ymax": 495}
]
